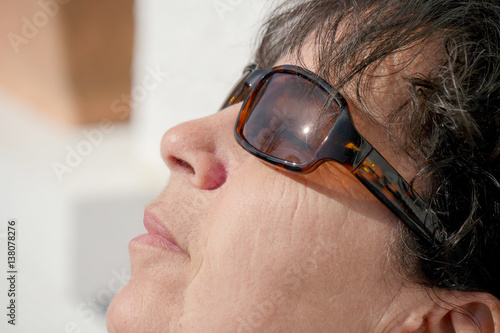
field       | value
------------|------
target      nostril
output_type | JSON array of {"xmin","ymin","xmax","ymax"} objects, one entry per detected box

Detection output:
[
  {"xmin": 165, "ymin": 151, "xmax": 227, "ymax": 190},
  {"xmin": 169, "ymin": 156, "xmax": 195, "ymax": 175}
]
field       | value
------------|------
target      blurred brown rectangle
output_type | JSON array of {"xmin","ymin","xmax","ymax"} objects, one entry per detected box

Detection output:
[
  {"xmin": 61, "ymin": 0, "xmax": 134, "ymax": 124},
  {"xmin": 0, "ymin": 0, "xmax": 134, "ymax": 124}
]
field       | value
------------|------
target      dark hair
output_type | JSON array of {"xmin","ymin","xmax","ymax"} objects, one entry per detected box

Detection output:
[{"xmin": 254, "ymin": 0, "xmax": 500, "ymax": 299}]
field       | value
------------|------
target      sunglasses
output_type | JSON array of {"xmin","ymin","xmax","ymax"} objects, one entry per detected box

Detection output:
[{"xmin": 220, "ymin": 64, "xmax": 440, "ymax": 244}]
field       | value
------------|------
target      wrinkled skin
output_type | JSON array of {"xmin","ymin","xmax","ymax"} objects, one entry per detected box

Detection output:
[{"xmin": 107, "ymin": 37, "xmax": 443, "ymax": 333}]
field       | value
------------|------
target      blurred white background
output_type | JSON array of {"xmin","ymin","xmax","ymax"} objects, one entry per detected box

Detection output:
[{"xmin": 0, "ymin": 0, "xmax": 270, "ymax": 332}]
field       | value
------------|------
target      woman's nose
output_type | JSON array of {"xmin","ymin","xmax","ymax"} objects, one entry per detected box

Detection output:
[{"xmin": 160, "ymin": 111, "xmax": 235, "ymax": 190}]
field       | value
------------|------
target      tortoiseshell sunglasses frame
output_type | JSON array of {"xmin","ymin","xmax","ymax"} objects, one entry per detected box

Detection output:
[{"xmin": 220, "ymin": 64, "xmax": 440, "ymax": 244}]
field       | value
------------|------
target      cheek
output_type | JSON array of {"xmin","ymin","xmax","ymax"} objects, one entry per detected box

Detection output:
[
  {"xmin": 179, "ymin": 167, "xmax": 397, "ymax": 331},
  {"xmin": 180, "ymin": 172, "xmax": 311, "ymax": 329}
]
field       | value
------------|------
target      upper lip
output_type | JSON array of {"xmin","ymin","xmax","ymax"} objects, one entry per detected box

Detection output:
[{"xmin": 143, "ymin": 209, "xmax": 188, "ymax": 255}]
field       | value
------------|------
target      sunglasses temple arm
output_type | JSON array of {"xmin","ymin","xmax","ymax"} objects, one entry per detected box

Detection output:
[
  {"xmin": 219, "ymin": 64, "xmax": 259, "ymax": 111},
  {"xmin": 351, "ymin": 147, "xmax": 440, "ymax": 244}
]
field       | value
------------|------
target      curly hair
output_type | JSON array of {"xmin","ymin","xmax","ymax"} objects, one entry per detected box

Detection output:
[{"xmin": 254, "ymin": 0, "xmax": 500, "ymax": 299}]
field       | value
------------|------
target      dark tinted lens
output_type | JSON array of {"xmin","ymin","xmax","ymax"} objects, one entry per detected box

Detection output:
[{"xmin": 241, "ymin": 73, "xmax": 339, "ymax": 164}]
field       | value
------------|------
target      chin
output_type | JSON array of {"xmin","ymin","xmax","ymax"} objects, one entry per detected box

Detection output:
[
  {"xmin": 107, "ymin": 264, "xmax": 187, "ymax": 333},
  {"xmin": 107, "ymin": 282, "xmax": 182, "ymax": 333},
  {"xmin": 107, "ymin": 283, "xmax": 142, "ymax": 333}
]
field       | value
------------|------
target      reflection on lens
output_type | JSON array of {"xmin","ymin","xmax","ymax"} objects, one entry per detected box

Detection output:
[{"xmin": 242, "ymin": 73, "xmax": 339, "ymax": 164}]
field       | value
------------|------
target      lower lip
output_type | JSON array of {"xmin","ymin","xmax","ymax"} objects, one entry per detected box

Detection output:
[{"xmin": 130, "ymin": 234, "xmax": 186, "ymax": 254}]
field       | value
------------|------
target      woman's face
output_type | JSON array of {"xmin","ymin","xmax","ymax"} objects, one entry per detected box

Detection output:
[{"xmin": 107, "ymin": 40, "xmax": 424, "ymax": 333}]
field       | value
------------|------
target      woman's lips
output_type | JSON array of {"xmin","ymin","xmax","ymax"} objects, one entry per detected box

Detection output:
[{"xmin": 130, "ymin": 210, "xmax": 188, "ymax": 256}]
